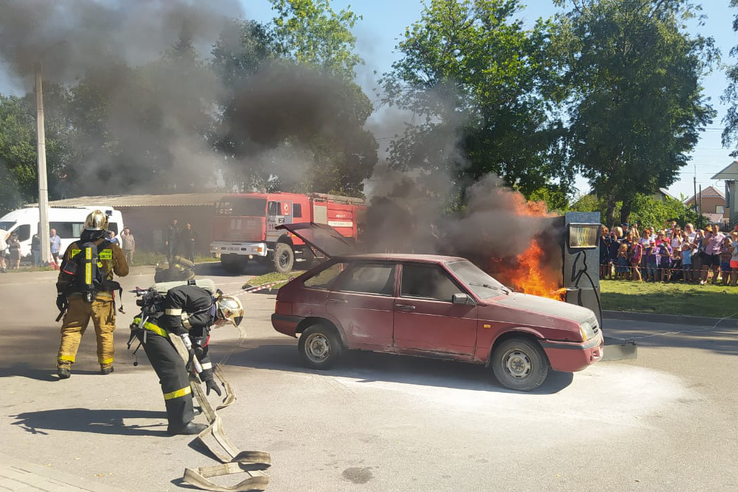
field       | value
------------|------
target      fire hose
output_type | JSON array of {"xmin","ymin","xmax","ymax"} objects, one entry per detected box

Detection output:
[{"xmin": 169, "ymin": 332, "xmax": 271, "ymax": 491}]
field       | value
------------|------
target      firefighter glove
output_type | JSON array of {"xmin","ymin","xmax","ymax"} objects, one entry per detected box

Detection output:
[
  {"xmin": 56, "ymin": 294, "xmax": 68, "ymax": 313},
  {"xmin": 205, "ymin": 379, "xmax": 222, "ymax": 397},
  {"xmin": 180, "ymin": 333, "xmax": 193, "ymax": 351}
]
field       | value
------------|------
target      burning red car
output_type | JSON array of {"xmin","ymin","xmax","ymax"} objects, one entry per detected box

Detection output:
[{"xmin": 271, "ymin": 224, "xmax": 604, "ymax": 391}]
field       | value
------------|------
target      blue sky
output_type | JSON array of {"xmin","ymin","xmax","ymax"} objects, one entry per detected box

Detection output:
[{"xmin": 243, "ymin": 0, "xmax": 738, "ymax": 200}]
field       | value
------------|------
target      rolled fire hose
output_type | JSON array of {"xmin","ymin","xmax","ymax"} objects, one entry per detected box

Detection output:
[{"xmin": 169, "ymin": 335, "xmax": 271, "ymax": 491}]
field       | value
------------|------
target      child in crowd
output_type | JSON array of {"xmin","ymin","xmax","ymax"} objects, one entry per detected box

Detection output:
[
  {"xmin": 616, "ymin": 243, "xmax": 629, "ymax": 279},
  {"xmin": 646, "ymin": 240, "xmax": 658, "ymax": 282},
  {"xmin": 629, "ymin": 234, "xmax": 643, "ymax": 281},
  {"xmin": 608, "ymin": 231, "xmax": 621, "ymax": 279},
  {"xmin": 599, "ymin": 226, "xmax": 611, "ymax": 279},
  {"xmin": 657, "ymin": 236, "xmax": 672, "ymax": 282},
  {"xmin": 720, "ymin": 236, "xmax": 733, "ymax": 286},
  {"xmin": 681, "ymin": 242, "xmax": 693, "ymax": 283},
  {"xmin": 730, "ymin": 232, "xmax": 738, "ymax": 287}
]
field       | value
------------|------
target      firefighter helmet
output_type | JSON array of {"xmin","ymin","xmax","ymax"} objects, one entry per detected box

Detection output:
[
  {"xmin": 84, "ymin": 210, "xmax": 109, "ymax": 231},
  {"xmin": 216, "ymin": 295, "xmax": 244, "ymax": 327}
]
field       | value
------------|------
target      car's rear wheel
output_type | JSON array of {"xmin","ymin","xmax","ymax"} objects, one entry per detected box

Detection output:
[
  {"xmin": 491, "ymin": 338, "xmax": 549, "ymax": 391},
  {"xmin": 298, "ymin": 324, "xmax": 342, "ymax": 369}
]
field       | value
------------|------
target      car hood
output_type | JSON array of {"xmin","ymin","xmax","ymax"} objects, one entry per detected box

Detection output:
[{"xmin": 493, "ymin": 292, "xmax": 596, "ymax": 325}]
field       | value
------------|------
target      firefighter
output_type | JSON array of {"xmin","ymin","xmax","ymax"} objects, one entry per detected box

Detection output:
[
  {"xmin": 134, "ymin": 284, "xmax": 243, "ymax": 435},
  {"xmin": 56, "ymin": 210, "xmax": 129, "ymax": 379}
]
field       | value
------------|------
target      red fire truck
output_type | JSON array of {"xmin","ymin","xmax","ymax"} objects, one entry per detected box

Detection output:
[{"xmin": 210, "ymin": 192, "xmax": 365, "ymax": 273}]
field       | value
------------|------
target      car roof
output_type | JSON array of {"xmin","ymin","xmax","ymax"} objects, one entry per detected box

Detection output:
[{"xmin": 333, "ymin": 253, "xmax": 467, "ymax": 263}]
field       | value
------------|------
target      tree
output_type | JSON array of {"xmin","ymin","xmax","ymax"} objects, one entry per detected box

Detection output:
[
  {"xmin": 722, "ymin": 0, "xmax": 738, "ymax": 154},
  {"xmin": 557, "ymin": 0, "xmax": 716, "ymax": 227},
  {"xmin": 0, "ymin": 88, "xmax": 73, "ymax": 215},
  {"xmin": 212, "ymin": 5, "xmax": 376, "ymax": 195},
  {"xmin": 269, "ymin": 0, "xmax": 363, "ymax": 80},
  {"xmin": 381, "ymin": 0, "xmax": 573, "ymax": 202}
]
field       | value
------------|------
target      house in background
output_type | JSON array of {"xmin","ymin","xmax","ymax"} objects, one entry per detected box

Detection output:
[
  {"xmin": 712, "ymin": 161, "xmax": 738, "ymax": 230},
  {"xmin": 653, "ymin": 188, "xmax": 680, "ymax": 202},
  {"xmin": 683, "ymin": 185, "xmax": 730, "ymax": 228}
]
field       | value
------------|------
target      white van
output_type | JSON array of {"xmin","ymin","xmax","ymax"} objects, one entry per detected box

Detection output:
[{"xmin": 0, "ymin": 206, "xmax": 125, "ymax": 259}]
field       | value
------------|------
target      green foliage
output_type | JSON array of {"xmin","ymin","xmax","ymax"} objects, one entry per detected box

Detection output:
[
  {"xmin": 570, "ymin": 192, "xmax": 701, "ymax": 229},
  {"xmin": 558, "ymin": 0, "xmax": 716, "ymax": 226},
  {"xmin": 381, "ymin": 0, "xmax": 574, "ymax": 199},
  {"xmin": 269, "ymin": 0, "xmax": 363, "ymax": 80},
  {"xmin": 721, "ymin": 0, "xmax": 738, "ymax": 154},
  {"xmin": 0, "ymin": 88, "xmax": 73, "ymax": 216}
]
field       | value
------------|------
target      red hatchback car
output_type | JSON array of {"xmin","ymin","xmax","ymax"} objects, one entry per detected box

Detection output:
[{"xmin": 271, "ymin": 224, "xmax": 604, "ymax": 391}]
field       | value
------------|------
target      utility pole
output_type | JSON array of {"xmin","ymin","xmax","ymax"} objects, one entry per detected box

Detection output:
[
  {"xmin": 698, "ymin": 184, "xmax": 703, "ymax": 228},
  {"xmin": 35, "ymin": 64, "xmax": 50, "ymax": 264},
  {"xmin": 693, "ymin": 175, "xmax": 698, "ymax": 213}
]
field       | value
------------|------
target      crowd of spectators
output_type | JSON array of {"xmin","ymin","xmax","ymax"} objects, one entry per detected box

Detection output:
[{"xmin": 600, "ymin": 221, "xmax": 738, "ymax": 286}]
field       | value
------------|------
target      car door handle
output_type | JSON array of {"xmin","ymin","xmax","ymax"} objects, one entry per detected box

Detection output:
[
  {"xmin": 395, "ymin": 304, "xmax": 416, "ymax": 311},
  {"xmin": 328, "ymin": 298, "xmax": 348, "ymax": 304}
]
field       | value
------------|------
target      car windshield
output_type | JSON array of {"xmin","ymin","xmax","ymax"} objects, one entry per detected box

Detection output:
[
  {"xmin": 0, "ymin": 221, "xmax": 16, "ymax": 231},
  {"xmin": 446, "ymin": 260, "xmax": 508, "ymax": 299}
]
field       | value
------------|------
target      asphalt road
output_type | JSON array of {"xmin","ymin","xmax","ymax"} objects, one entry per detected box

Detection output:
[{"xmin": 0, "ymin": 266, "xmax": 737, "ymax": 491}]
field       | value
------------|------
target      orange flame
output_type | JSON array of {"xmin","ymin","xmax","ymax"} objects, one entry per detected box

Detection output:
[{"xmin": 503, "ymin": 240, "xmax": 561, "ymax": 299}]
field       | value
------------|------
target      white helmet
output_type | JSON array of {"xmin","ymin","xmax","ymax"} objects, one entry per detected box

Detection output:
[
  {"xmin": 216, "ymin": 295, "xmax": 244, "ymax": 327},
  {"xmin": 84, "ymin": 210, "xmax": 108, "ymax": 231}
]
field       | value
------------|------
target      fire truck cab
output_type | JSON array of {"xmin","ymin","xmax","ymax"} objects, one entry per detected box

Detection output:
[{"xmin": 210, "ymin": 192, "xmax": 364, "ymax": 274}]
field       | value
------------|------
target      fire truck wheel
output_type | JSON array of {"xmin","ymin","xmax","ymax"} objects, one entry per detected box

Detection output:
[
  {"xmin": 274, "ymin": 243, "xmax": 295, "ymax": 273},
  {"xmin": 298, "ymin": 324, "xmax": 343, "ymax": 369},
  {"xmin": 491, "ymin": 338, "xmax": 549, "ymax": 392},
  {"xmin": 220, "ymin": 255, "xmax": 244, "ymax": 274}
]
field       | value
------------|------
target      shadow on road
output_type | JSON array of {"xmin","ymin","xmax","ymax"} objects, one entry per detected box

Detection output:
[
  {"xmin": 10, "ymin": 408, "xmax": 169, "ymax": 437},
  {"xmin": 224, "ymin": 342, "xmax": 574, "ymax": 395}
]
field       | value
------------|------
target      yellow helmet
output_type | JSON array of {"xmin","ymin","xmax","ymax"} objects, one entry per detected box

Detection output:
[
  {"xmin": 216, "ymin": 295, "xmax": 244, "ymax": 327},
  {"xmin": 84, "ymin": 210, "xmax": 109, "ymax": 231}
]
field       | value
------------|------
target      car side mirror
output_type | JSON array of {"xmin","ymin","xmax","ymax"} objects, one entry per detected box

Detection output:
[{"xmin": 452, "ymin": 293, "xmax": 473, "ymax": 305}]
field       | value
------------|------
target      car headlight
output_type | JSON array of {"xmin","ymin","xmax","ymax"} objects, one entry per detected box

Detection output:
[{"xmin": 579, "ymin": 321, "xmax": 595, "ymax": 342}]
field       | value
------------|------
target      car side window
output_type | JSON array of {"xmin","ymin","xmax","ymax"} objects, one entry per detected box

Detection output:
[
  {"xmin": 401, "ymin": 263, "xmax": 462, "ymax": 302},
  {"xmin": 16, "ymin": 224, "xmax": 31, "ymax": 242},
  {"xmin": 304, "ymin": 262, "xmax": 347, "ymax": 289},
  {"xmin": 335, "ymin": 263, "xmax": 396, "ymax": 296}
]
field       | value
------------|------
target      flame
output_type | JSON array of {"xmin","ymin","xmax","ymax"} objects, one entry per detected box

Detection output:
[{"xmin": 493, "ymin": 239, "xmax": 564, "ymax": 301}]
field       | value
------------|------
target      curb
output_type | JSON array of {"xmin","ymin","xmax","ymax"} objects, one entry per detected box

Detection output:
[{"xmin": 603, "ymin": 310, "xmax": 738, "ymax": 328}]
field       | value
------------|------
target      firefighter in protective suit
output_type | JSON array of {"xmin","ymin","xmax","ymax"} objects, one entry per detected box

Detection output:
[
  {"xmin": 56, "ymin": 210, "xmax": 129, "ymax": 379},
  {"xmin": 134, "ymin": 285, "xmax": 243, "ymax": 435}
]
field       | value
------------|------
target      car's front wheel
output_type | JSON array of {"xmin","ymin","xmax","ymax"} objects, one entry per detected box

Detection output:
[
  {"xmin": 491, "ymin": 338, "xmax": 549, "ymax": 391},
  {"xmin": 298, "ymin": 324, "xmax": 343, "ymax": 369}
]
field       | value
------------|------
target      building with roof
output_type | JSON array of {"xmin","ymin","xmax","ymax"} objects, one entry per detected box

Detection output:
[
  {"xmin": 46, "ymin": 193, "xmax": 227, "ymax": 254},
  {"xmin": 712, "ymin": 161, "xmax": 738, "ymax": 230},
  {"xmin": 684, "ymin": 185, "xmax": 730, "ymax": 227}
]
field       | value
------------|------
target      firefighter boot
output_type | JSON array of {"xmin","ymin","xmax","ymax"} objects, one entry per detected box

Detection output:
[
  {"xmin": 57, "ymin": 365, "xmax": 71, "ymax": 379},
  {"xmin": 101, "ymin": 366, "xmax": 114, "ymax": 375},
  {"xmin": 168, "ymin": 421, "xmax": 207, "ymax": 436}
]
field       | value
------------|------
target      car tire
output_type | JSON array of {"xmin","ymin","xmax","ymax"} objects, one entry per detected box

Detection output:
[
  {"xmin": 491, "ymin": 338, "xmax": 549, "ymax": 392},
  {"xmin": 298, "ymin": 324, "xmax": 343, "ymax": 369},
  {"xmin": 273, "ymin": 243, "xmax": 294, "ymax": 274}
]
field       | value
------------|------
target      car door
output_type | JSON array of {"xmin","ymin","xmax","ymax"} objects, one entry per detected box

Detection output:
[
  {"xmin": 393, "ymin": 262, "xmax": 477, "ymax": 357},
  {"xmin": 326, "ymin": 262, "xmax": 397, "ymax": 350}
]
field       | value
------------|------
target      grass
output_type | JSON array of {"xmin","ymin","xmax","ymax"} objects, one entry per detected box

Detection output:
[
  {"xmin": 243, "ymin": 271, "xmax": 305, "ymax": 289},
  {"xmin": 600, "ymin": 279, "xmax": 738, "ymax": 318}
]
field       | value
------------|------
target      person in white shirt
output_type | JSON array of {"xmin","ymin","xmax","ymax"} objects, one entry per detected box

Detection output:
[{"xmin": 0, "ymin": 229, "xmax": 8, "ymax": 273}]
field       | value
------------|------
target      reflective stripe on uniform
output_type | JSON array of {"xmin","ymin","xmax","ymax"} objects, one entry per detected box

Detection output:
[
  {"xmin": 85, "ymin": 247, "xmax": 92, "ymax": 285},
  {"xmin": 99, "ymin": 249, "xmax": 113, "ymax": 260},
  {"xmin": 70, "ymin": 248, "xmax": 81, "ymax": 258},
  {"xmin": 163, "ymin": 386, "xmax": 191, "ymax": 400},
  {"xmin": 201, "ymin": 362, "xmax": 213, "ymax": 370},
  {"xmin": 182, "ymin": 315, "xmax": 192, "ymax": 329},
  {"xmin": 165, "ymin": 308, "xmax": 182, "ymax": 316},
  {"xmin": 59, "ymin": 355, "xmax": 76, "ymax": 362},
  {"xmin": 133, "ymin": 316, "xmax": 169, "ymax": 338},
  {"xmin": 100, "ymin": 357, "xmax": 114, "ymax": 365}
]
